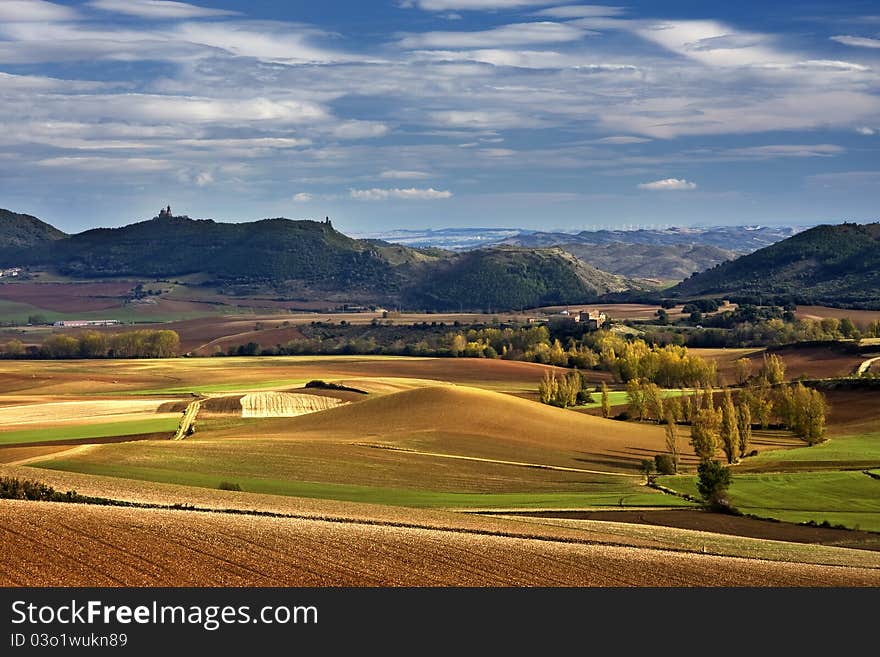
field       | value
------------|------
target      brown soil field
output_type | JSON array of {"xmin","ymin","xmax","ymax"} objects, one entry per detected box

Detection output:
[
  {"xmin": 0, "ymin": 282, "xmax": 133, "ymax": 312},
  {"xmin": 728, "ymin": 344, "xmax": 864, "ymax": 380},
  {"xmin": 240, "ymin": 391, "xmax": 345, "ymax": 418},
  {"xmin": 687, "ymin": 347, "xmax": 764, "ymax": 382},
  {"xmin": 796, "ymin": 306, "xmax": 880, "ymax": 326},
  {"xmin": 824, "ymin": 389, "xmax": 880, "ymax": 435},
  {"xmin": 506, "ymin": 509, "xmax": 880, "ymax": 551},
  {"xmin": 191, "ymin": 325, "xmax": 306, "ymax": 355},
  {"xmin": 260, "ymin": 385, "xmax": 695, "ymax": 472},
  {"xmin": 0, "ymin": 444, "xmax": 74, "ymax": 464},
  {"xmin": 0, "ymin": 356, "xmax": 560, "ymax": 396},
  {"xmin": 1, "ymin": 500, "xmax": 877, "ymax": 586}
]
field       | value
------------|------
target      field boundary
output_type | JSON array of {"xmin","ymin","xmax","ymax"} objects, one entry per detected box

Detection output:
[{"xmin": 354, "ymin": 443, "xmax": 641, "ymax": 477}]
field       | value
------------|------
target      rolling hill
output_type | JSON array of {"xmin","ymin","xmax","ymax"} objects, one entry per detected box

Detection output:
[
  {"xmin": 0, "ymin": 208, "xmax": 66, "ymax": 250},
  {"xmin": 561, "ymin": 243, "xmax": 735, "ymax": 281},
  {"xmin": 669, "ymin": 223, "xmax": 880, "ymax": 307}
]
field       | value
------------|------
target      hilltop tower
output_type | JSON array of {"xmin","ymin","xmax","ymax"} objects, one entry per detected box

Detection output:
[{"xmin": 158, "ymin": 205, "xmax": 172, "ymax": 218}]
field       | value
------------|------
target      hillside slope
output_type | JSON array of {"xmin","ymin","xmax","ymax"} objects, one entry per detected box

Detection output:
[
  {"xmin": 670, "ymin": 223, "xmax": 880, "ymax": 307},
  {"xmin": 562, "ymin": 243, "xmax": 735, "ymax": 281},
  {"xmin": 404, "ymin": 247, "xmax": 631, "ymax": 310},
  {"xmin": 0, "ymin": 208, "xmax": 66, "ymax": 250}
]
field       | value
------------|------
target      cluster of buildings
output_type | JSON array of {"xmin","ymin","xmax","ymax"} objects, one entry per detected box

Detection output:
[
  {"xmin": 52, "ymin": 320, "xmax": 121, "ymax": 328},
  {"xmin": 0, "ymin": 267, "xmax": 21, "ymax": 278},
  {"xmin": 528, "ymin": 309, "xmax": 608, "ymax": 330}
]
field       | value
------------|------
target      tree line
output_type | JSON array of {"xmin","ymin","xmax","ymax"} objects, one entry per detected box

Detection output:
[{"xmin": 0, "ymin": 330, "xmax": 180, "ymax": 359}]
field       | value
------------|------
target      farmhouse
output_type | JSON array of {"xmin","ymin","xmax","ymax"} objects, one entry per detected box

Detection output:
[
  {"xmin": 575, "ymin": 310, "xmax": 607, "ymax": 330},
  {"xmin": 53, "ymin": 320, "xmax": 121, "ymax": 328}
]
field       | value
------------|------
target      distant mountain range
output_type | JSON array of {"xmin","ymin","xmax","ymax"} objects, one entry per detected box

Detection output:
[
  {"xmin": 360, "ymin": 224, "xmax": 803, "ymax": 282},
  {"xmin": 669, "ymin": 223, "xmax": 880, "ymax": 308},
  {"xmin": 0, "ymin": 210, "xmax": 630, "ymax": 311}
]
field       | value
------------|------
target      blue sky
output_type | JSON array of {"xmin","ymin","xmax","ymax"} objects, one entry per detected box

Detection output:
[{"xmin": 0, "ymin": 0, "xmax": 878, "ymax": 234}]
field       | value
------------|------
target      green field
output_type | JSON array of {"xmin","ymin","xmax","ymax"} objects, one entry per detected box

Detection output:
[
  {"xmin": 30, "ymin": 457, "xmax": 693, "ymax": 508},
  {"xmin": 737, "ymin": 433, "xmax": 880, "ymax": 472},
  {"xmin": 0, "ymin": 418, "xmax": 180, "ymax": 445},
  {"xmin": 661, "ymin": 471, "xmax": 880, "ymax": 532},
  {"xmin": 575, "ymin": 388, "xmax": 689, "ymax": 410}
]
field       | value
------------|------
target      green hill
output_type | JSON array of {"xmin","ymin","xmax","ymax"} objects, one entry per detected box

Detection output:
[
  {"xmin": 405, "ymin": 246, "xmax": 630, "ymax": 310},
  {"xmin": 0, "ymin": 208, "xmax": 66, "ymax": 250},
  {"xmin": 6, "ymin": 212, "xmax": 631, "ymax": 311},
  {"xmin": 669, "ymin": 223, "xmax": 880, "ymax": 307}
]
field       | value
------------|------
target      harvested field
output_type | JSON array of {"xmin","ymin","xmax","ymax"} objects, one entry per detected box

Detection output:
[
  {"xmin": 0, "ymin": 356, "xmax": 559, "ymax": 397},
  {"xmin": 240, "ymin": 392, "xmax": 345, "ymax": 418},
  {"xmin": 1, "ymin": 500, "xmax": 877, "ymax": 586},
  {"xmin": 824, "ymin": 389, "xmax": 880, "ymax": 435},
  {"xmin": 0, "ymin": 282, "xmax": 133, "ymax": 312},
  {"xmin": 277, "ymin": 385, "xmax": 695, "ymax": 470},
  {"xmin": 706, "ymin": 343, "xmax": 864, "ymax": 380},
  {"xmin": 0, "ymin": 444, "xmax": 74, "ymax": 464},
  {"xmin": 0, "ymin": 398, "xmax": 178, "ymax": 427},
  {"xmin": 795, "ymin": 306, "xmax": 880, "ymax": 326},
  {"xmin": 27, "ymin": 385, "xmax": 699, "ymax": 507},
  {"xmin": 505, "ymin": 509, "xmax": 880, "ymax": 551}
]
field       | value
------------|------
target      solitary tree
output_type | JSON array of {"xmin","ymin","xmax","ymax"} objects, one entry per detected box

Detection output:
[
  {"xmin": 760, "ymin": 353, "xmax": 786, "ymax": 385},
  {"xmin": 697, "ymin": 460, "xmax": 733, "ymax": 511},
  {"xmin": 734, "ymin": 357, "xmax": 753, "ymax": 385},
  {"xmin": 737, "ymin": 402, "xmax": 752, "ymax": 458},
  {"xmin": 690, "ymin": 406, "xmax": 722, "ymax": 461},
  {"xmin": 664, "ymin": 411, "xmax": 679, "ymax": 472},
  {"xmin": 600, "ymin": 381, "xmax": 611, "ymax": 418},
  {"xmin": 643, "ymin": 381, "xmax": 665, "ymax": 423},
  {"xmin": 627, "ymin": 378, "xmax": 646, "ymax": 421},
  {"xmin": 720, "ymin": 389, "xmax": 741, "ymax": 464}
]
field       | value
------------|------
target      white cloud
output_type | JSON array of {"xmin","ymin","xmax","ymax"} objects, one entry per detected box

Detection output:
[
  {"xmin": 856, "ymin": 126, "xmax": 876, "ymax": 135},
  {"xmin": 194, "ymin": 171, "xmax": 214, "ymax": 186},
  {"xmin": 637, "ymin": 178, "xmax": 697, "ymax": 191},
  {"xmin": 398, "ymin": 22, "xmax": 589, "ymax": 48},
  {"xmin": 430, "ymin": 109, "xmax": 531, "ymax": 129},
  {"xmin": 69, "ymin": 95, "xmax": 329, "ymax": 126},
  {"xmin": 410, "ymin": 48, "xmax": 635, "ymax": 69},
  {"xmin": 349, "ymin": 187, "xmax": 453, "ymax": 200},
  {"xmin": 831, "ymin": 35, "xmax": 880, "ymax": 49},
  {"xmin": 173, "ymin": 21, "xmax": 360, "ymax": 64},
  {"xmin": 480, "ymin": 147, "xmax": 515, "ymax": 157},
  {"xmin": 406, "ymin": 1, "xmax": 558, "ymax": 10},
  {"xmin": 177, "ymin": 137, "xmax": 313, "ymax": 149},
  {"xmin": 330, "ymin": 121, "xmax": 390, "ymax": 139},
  {"xmin": 381, "ymin": 170, "xmax": 432, "ymax": 179},
  {"xmin": 594, "ymin": 135, "xmax": 652, "ymax": 144},
  {"xmin": 292, "ymin": 192, "xmax": 313, "ymax": 202},
  {"xmin": 37, "ymin": 156, "xmax": 172, "ymax": 172},
  {"xmin": 88, "ymin": 0, "xmax": 238, "ymax": 19},
  {"xmin": 533, "ymin": 5, "xmax": 626, "ymax": 18},
  {"xmin": 0, "ymin": 1, "xmax": 78, "ymax": 22},
  {"xmin": 725, "ymin": 144, "xmax": 845, "ymax": 158},
  {"xmin": 635, "ymin": 20, "xmax": 795, "ymax": 67}
]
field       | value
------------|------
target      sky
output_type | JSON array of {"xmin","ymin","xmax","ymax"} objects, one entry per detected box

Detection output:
[{"xmin": 0, "ymin": 0, "xmax": 879, "ymax": 234}]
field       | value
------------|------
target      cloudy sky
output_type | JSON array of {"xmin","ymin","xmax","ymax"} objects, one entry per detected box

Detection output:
[{"xmin": 1, "ymin": 0, "xmax": 879, "ymax": 233}]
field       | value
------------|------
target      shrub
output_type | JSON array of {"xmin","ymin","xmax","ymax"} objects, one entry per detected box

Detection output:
[
  {"xmin": 696, "ymin": 460, "xmax": 733, "ymax": 512},
  {"xmin": 217, "ymin": 481, "xmax": 242, "ymax": 491},
  {"xmin": 654, "ymin": 453, "xmax": 677, "ymax": 475}
]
